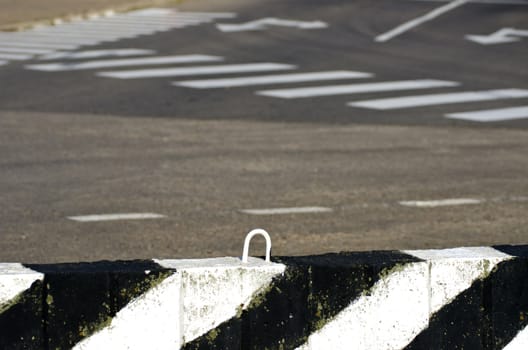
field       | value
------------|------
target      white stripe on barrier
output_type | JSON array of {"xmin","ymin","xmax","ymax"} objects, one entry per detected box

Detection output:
[
  {"xmin": 0, "ymin": 263, "xmax": 44, "ymax": 306},
  {"xmin": 67, "ymin": 213, "xmax": 166, "ymax": 222},
  {"xmin": 446, "ymin": 106, "xmax": 528, "ymax": 122},
  {"xmin": 98, "ymin": 63, "xmax": 297, "ymax": 79},
  {"xmin": 27, "ymin": 55, "xmax": 224, "ymax": 71},
  {"xmin": 349, "ymin": 89, "xmax": 528, "ymax": 110},
  {"xmin": 240, "ymin": 207, "xmax": 333, "ymax": 215},
  {"xmin": 256, "ymin": 80, "xmax": 459, "ymax": 99},
  {"xmin": 504, "ymin": 325, "xmax": 528, "ymax": 350},
  {"xmin": 173, "ymin": 71, "xmax": 373, "ymax": 88}
]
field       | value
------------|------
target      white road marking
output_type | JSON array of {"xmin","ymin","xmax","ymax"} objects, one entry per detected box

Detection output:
[
  {"xmin": 0, "ymin": 41, "xmax": 79, "ymax": 50},
  {"xmin": 98, "ymin": 62, "xmax": 297, "ymax": 79},
  {"xmin": 446, "ymin": 106, "xmax": 528, "ymax": 122},
  {"xmin": 0, "ymin": 46, "xmax": 53, "ymax": 54},
  {"xmin": 26, "ymin": 55, "xmax": 224, "ymax": 71},
  {"xmin": 399, "ymin": 198, "xmax": 483, "ymax": 207},
  {"xmin": 348, "ymin": 89, "xmax": 528, "ymax": 110},
  {"xmin": 0, "ymin": 36, "xmax": 102, "ymax": 45},
  {"xmin": 39, "ymin": 49, "xmax": 156, "ymax": 61},
  {"xmin": 173, "ymin": 71, "xmax": 373, "ymax": 88},
  {"xmin": 67, "ymin": 213, "xmax": 166, "ymax": 222},
  {"xmin": 239, "ymin": 207, "xmax": 333, "ymax": 215},
  {"xmin": 0, "ymin": 52, "xmax": 33, "ymax": 60},
  {"xmin": 217, "ymin": 17, "xmax": 327, "ymax": 32},
  {"xmin": 0, "ymin": 60, "xmax": 7, "ymax": 66},
  {"xmin": 413, "ymin": 0, "xmax": 528, "ymax": 4},
  {"xmin": 466, "ymin": 28, "xmax": 528, "ymax": 45},
  {"xmin": 375, "ymin": 0, "xmax": 469, "ymax": 42},
  {"xmin": 257, "ymin": 79, "xmax": 459, "ymax": 99}
]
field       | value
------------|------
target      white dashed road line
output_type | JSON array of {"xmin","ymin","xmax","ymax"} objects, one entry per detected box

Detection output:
[
  {"xmin": 446, "ymin": 105, "xmax": 528, "ymax": 122},
  {"xmin": 173, "ymin": 70, "xmax": 373, "ymax": 89},
  {"xmin": 257, "ymin": 79, "xmax": 459, "ymax": 99},
  {"xmin": 97, "ymin": 62, "xmax": 297, "ymax": 79},
  {"xmin": 348, "ymin": 89, "xmax": 528, "ymax": 110},
  {"xmin": 399, "ymin": 198, "xmax": 483, "ymax": 207},
  {"xmin": 68, "ymin": 213, "xmax": 166, "ymax": 222},
  {"xmin": 239, "ymin": 207, "xmax": 334, "ymax": 215},
  {"xmin": 26, "ymin": 55, "xmax": 224, "ymax": 71}
]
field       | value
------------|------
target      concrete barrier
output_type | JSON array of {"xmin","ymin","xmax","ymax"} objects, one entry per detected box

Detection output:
[{"xmin": 1, "ymin": 245, "xmax": 527, "ymax": 349}]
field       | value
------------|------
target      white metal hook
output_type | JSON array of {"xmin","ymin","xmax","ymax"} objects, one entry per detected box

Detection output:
[{"xmin": 242, "ymin": 229, "xmax": 272, "ymax": 263}]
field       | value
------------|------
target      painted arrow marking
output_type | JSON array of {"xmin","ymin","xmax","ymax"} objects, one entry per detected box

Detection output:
[
  {"xmin": 466, "ymin": 27, "xmax": 528, "ymax": 45},
  {"xmin": 217, "ymin": 17, "xmax": 327, "ymax": 32}
]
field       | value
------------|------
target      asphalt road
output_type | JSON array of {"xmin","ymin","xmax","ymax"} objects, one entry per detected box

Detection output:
[{"xmin": 1, "ymin": 0, "xmax": 527, "ymax": 262}]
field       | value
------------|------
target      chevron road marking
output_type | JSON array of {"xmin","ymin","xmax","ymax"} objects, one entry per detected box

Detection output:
[
  {"xmin": 98, "ymin": 62, "xmax": 297, "ymax": 79},
  {"xmin": 446, "ymin": 106, "xmax": 528, "ymax": 122},
  {"xmin": 173, "ymin": 70, "xmax": 373, "ymax": 88},
  {"xmin": 349, "ymin": 89, "xmax": 528, "ymax": 110},
  {"xmin": 257, "ymin": 79, "xmax": 459, "ymax": 99}
]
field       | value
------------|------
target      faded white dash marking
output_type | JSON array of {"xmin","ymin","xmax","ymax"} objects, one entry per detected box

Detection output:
[
  {"xmin": 68, "ymin": 213, "xmax": 166, "ymax": 222},
  {"xmin": 399, "ymin": 198, "xmax": 483, "ymax": 207},
  {"xmin": 375, "ymin": 0, "xmax": 469, "ymax": 42},
  {"xmin": 240, "ymin": 207, "xmax": 333, "ymax": 215}
]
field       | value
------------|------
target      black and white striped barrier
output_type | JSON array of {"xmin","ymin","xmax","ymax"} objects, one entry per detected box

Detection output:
[{"xmin": 1, "ymin": 244, "xmax": 527, "ymax": 349}]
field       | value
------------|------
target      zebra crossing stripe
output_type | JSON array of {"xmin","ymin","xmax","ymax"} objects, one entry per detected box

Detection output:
[
  {"xmin": 446, "ymin": 105, "xmax": 528, "ymax": 122},
  {"xmin": 26, "ymin": 55, "xmax": 224, "ymax": 72},
  {"xmin": 256, "ymin": 79, "xmax": 460, "ymax": 99},
  {"xmin": 0, "ymin": 46, "xmax": 53, "ymax": 55},
  {"xmin": 173, "ymin": 70, "xmax": 374, "ymax": 89},
  {"xmin": 0, "ymin": 52, "xmax": 32, "ymax": 60},
  {"xmin": 39, "ymin": 49, "xmax": 156, "ymax": 61},
  {"xmin": 348, "ymin": 89, "xmax": 528, "ymax": 110},
  {"xmin": 97, "ymin": 62, "xmax": 297, "ymax": 79},
  {"xmin": 0, "ymin": 41, "xmax": 79, "ymax": 50}
]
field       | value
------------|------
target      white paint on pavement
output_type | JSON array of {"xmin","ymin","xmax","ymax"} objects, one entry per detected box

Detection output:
[
  {"xmin": 217, "ymin": 17, "xmax": 327, "ymax": 32},
  {"xmin": 98, "ymin": 62, "xmax": 297, "ymax": 79},
  {"xmin": 399, "ymin": 198, "xmax": 483, "ymax": 207},
  {"xmin": 414, "ymin": 0, "xmax": 528, "ymax": 4},
  {"xmin": 504, "ymin": 325, "xmax": 528, "ymax": 350},
  {"xmin": 0, "ymin": 52, "xmax": 33, "ymax": 60},
  {"xmin": 257, "ymin": 79, "xmax": 459, "ymax": 99},
  {"xmin": 375, "ymin": 0, "xmax": 469, "ymax": 42},
  {"xmin": 240, "ymin": 207, "xmax": 333, "ymax": 215},
  {"xmin": 0, "ymin": 46, "xmax": 53, "ymax": 54},
  {"xmin": 0, "ymin": 41, "xmax": 79, "ymax": 50},
  {"xmin": 446, "ymin": 106, "xmax": 528, "ymax": 122},
  {"xmin": 39, "ymin": 49, "xmax": 156, "ymax": 61},
  {"xmin": 26, "ymin": 55, "xmax": 224, "ymax": 71},
  {"xmin": 0, "ymin": 60, "xmax": 7, "ymax": 66},
  {"xmin": 297, "ymin": 262, "xmax": 430, "ymax": 350},
  {"xmin": 406, "ymin": 247, "xmax": 511, "ymax": 314},
  {"xmin": 349, "ymin": 89, "xmax": 528, "ymax": 110},
  {"xmin": 466, "ymin": 27, "xmax": 528, "ymax": 45},
  {"xmin": 173, "ymin": 71, "xmax": 373, "ymax": 88},
  {"xmin": 0, "ymin": 263, "xmax": 44, "ymax": 306},
  {"xmin": 67, "ymin": 213, "xmax": 166, "ymax": 222}
]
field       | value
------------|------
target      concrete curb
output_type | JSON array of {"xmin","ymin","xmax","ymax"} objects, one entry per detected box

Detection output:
[
  {"xmin": 0, "ymin": 0, "xmax": 182, "ymax": 32},
  {"xmin": 1, "ymin": 245, "xmax": 527, "ymax": 349}
]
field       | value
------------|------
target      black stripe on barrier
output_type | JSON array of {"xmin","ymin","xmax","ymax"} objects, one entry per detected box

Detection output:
[
  {"xmin": 24, "ymin": 260, "xmax": 173, "ymax": 349},
  {"xmin": 182, "ymin": 251, "xmax": 422, "ymax": 350},
  {"xmin": 0, "ymin": 279, "xmax": 44, "ymax": 350},
  {"xmin": 404, "ymin": 256, "xmax": 528, "ymax": 350}
]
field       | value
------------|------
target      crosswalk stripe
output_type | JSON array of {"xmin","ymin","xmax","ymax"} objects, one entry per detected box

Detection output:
[
  {"xmin": 39, "ymin": 49, "xmax": 156, "ymax": 61},
  {"xmin": 256, "ymin": 79, "xmax": 460, "ymax": 99},
  {"xmin": 0, "ymin": 46, "xmax": 53, "ymax": 54},
  {"xmin": 173, "ymin": 70, "xmax": 374, "ymax": 88},
  {"xmin": 0, "ymin": 60, "xmax": 7, "ymax": 66},
  {"xmin": 26, "ymin": 27, "xmax": 165, "ymax": 36},
  {"xmin": 445, "ymin": 105, "xmax": 528, "ymax": 122},
  {"xmin": 348, "ymin": 89, "xmax": 528, "ymax": 110},
  {"xmin": 26, "ymin": 55, "xmax": 224, "ymax": 72},
  {"xmin": 97, "ymin": 62, "xmax": 297, "ymax": 79},
  {"xmin": 0, "ymin": 52, "xmax": 33, "ymax": 60},
  {"xmin": 6, "ymin": 32, "xmax": 141, "ymax": 41},
  {"xmin": 0, "ymin": 41, "xmax": 79, "ymax": 50},
  {"xmin": 0, "ymin": 36, "xmax": 101, "ymax": 45}
]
